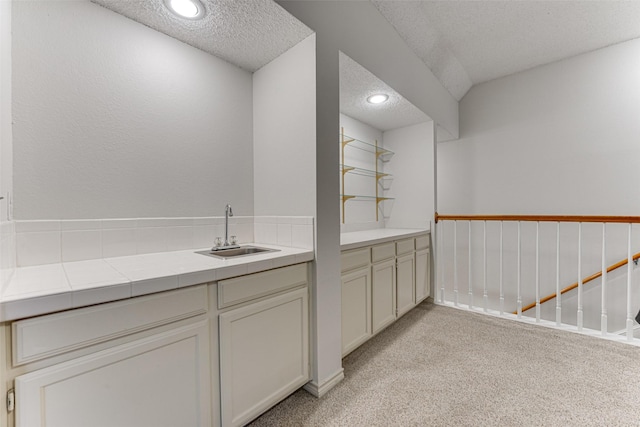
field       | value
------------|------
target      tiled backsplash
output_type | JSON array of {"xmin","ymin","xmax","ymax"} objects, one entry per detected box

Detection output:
[
  {"xmin": 254, "ymin": 216, "xmax": 315, "ymax": 249},
  {"xmin": 11, "ymin": 216, "xmax": 314, "ymax": 267}
]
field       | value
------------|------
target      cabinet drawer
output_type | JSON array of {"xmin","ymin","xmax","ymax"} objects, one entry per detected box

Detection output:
[
  {"xmin": 372, "ymin": 242, "xmax": 395, "ymax": 263},
  {"xmin": 218, "ymin": 263, "xmax": 307, "ymax": 309},
  {"xmin": 396, "ymin": 238, "xmax": 415, "ymax": 256},
  {"xmin": 12, "ymin": 285, "xmax": 208, "ymax": 366},
  {"xmin": 341, "ymin": 248, "xmax": 370, "ymax": 273},
  {"xmin": 416, "ymin": 234, "xmax": 429, "ymax": 250}
]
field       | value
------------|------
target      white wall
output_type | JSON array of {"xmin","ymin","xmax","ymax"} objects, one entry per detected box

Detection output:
[
  {"xmin": 439, "ymin": 37, "xmax": 640, "ymax": 216},
  {"xmin": 437, "ymin": 38, "xmax": 640, "ymax": 329},
  {"xmin": 253, "ymin": 35, "xmax": 316, "ymax": 217},
  {"xmin": 12, "ymin": 0, "xmax": 254, "ymax": 220},
  {"xmin": 435, "ymin": 139, "xmax": 474, "ymax": 214},
  {"xmin": 340, "ymin": 114, "xmax": 383, "ymax": 147},
  {"xmin": 384, "ymin": 121, "xmax": 434, "ymax": 229},
  {"xmin": 339, "ymin": 114, "xmax": 384, "ymax": 231},
  {"xmin": 0, "ymin": 0, "xmax": 15, "ymax": 277},
  {"xmin": 339, "ymin": 115, "xmax": 435, "ymax": 231},
  {"xmin": 0, "ymin": 0, "xmax": 11, "ymax": 221}
]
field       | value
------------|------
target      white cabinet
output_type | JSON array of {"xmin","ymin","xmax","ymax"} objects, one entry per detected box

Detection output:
[
  {"xmin": 219, "ymin": 287, "xmax": 309, "ymax": 427},
  {"xmin": 396, "ymin": 252, "xmax": 416, "ymax": 317},
  {"xmin": 371, "ymin": 242, "xmax": 397, "ymax": 335},
  {"xmin": 396, "ymin": 238, "xmax": 416, "ymax": 318},
  {"xmin": 415, "ymin": 248, "xmax": 431, "ymax": 303},
  {"xmin": 340, "ymin": 233, "xmax": 430, "ymax": 356},
  {"xmin": 5, "ymin": 262, "xmax": 312, "ymax": 427},
  {"xmin": 341, "ymin": 266, "xmax": 372, "ymax": 356},
  {"xmin": 217, "ymin": 263, "xmax": 310, "ymax": 426},
  {"xmin": 14, "ymin": 286, "xmax": 212, "ymax": 427},
  {"xmin": 372, "ymin": 258, "xmax": 396, "ymax": 334}
]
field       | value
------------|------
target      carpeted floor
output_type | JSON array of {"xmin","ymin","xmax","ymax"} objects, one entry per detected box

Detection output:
[{"xmin": 249, "ymin": 302, "xmax": 640, "ymax": 426}]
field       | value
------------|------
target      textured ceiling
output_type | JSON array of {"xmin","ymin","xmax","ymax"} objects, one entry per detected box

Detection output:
[
  {"xmin": 340, "ymin": 53, "xmax": 430, "ymax": 132},
  {"xmin": 372, "ymin": 1, "xmax": 640, "ymax": 100},
  {"xmin": 92, "ymin": 1, "xmax": 640, "ymax": 132},
  {"xmin": 90, "ymin": 0, "xmax": 313, "ymax": 72},
  {"xmin": 91, "ymin": 0, "xmax": 429, "ymax": 132},
  {"xmin": 88, "ymin": 1, "xmax": 640, "ymax": 124}
]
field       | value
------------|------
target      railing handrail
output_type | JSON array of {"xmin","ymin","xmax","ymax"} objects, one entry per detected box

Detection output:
[
  {"xmin": 435, "ymin": 212, "xmax": 640, "ymax": 224},
  {"xmin": 518, "ymin": 251, "xmax": 640, "ymax": 314}
]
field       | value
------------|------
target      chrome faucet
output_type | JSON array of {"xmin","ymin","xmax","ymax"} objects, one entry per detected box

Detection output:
[
  {"xmin": 224, "ymin": 204, "xmax": 233, "ymax": 247},
  {"xmin": 212, "ymin": 203, "xmax": 240, "ymax": 251}
]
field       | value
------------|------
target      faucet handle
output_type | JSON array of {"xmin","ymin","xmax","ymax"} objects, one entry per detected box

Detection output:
[{"xmin": 214, "ymin": 237, "xmax": 222, "ymax": 247}]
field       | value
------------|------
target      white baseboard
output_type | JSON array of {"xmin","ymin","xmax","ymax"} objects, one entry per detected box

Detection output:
[{"xmin": 303, "ymin": 368, "xmax": 344, "ymax": 397}]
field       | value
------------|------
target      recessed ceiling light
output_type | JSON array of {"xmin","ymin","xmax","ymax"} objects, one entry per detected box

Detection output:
[
  {"xmin": 165, "ymin": 0, "xmax": 205, "ymax": 19},
  {"xmin": 367, "ymin": 94, "xmax": 389, "ymax": 104}
]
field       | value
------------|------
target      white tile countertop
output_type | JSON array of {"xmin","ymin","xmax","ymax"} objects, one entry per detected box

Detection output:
[
  {"xmin": 340, "ymin": 228, "xmax": 430, "ymax": 251},
  {"xmin": 0, "ymin": 244, "xmax": 313, "ymax": 322}
]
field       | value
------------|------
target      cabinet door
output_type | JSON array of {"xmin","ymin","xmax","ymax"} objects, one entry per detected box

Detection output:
[
  {"xmin": 415, "ymin": 249, "xmax": 431, "ymax": 303},
  {"xmin": 341, "ymin": 267, "xmax": 372, "ymax": 356},
  {"xmin": 372, "ymin": 258, "xmax": 396, "ymax": 334},
  {"xmin": 396, "ymin": 253, "xmax": 416, "ymax": 317},
  {"xmin": 219, "ymin": 287, "xmax": 309, "ymax": 427},
  {"xmin": 15, "ymin": 320, "xmax": 211, "ymax": 427}
]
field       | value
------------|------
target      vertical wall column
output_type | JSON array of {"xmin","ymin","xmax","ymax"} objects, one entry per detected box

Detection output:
[
  {"xmin": 277, "ymin": 0, "xmax": 459, "ymax": 397},
  {"xmin": 302, "ymin": 34, "xmax": 344, "ymax": 397}
]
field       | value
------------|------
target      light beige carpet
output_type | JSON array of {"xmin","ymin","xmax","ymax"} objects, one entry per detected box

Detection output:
[{"xmin": 249, "ymin": 302, "xmax": 640, "ymax": 426}]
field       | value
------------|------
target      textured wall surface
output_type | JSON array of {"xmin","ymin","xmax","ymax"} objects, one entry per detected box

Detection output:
[
  {"xmin": 13, "ymin": 1, "xmax": 254, "ymax": 220},
  {"xmin": 1, "ymin": 0, "xmax": 11, "ymax": 222},
  {"xmin": 384, "ymin": 121, "xmax": 434, "ymax": 230},
  {"xmin": 339, "ymin": 113, "xmax": 384, "ymax": 231},
  {"xmin": 253, "ymin": 35, "xmax": 316, "ymax": 217},
  {"xmin": 439, "ymin": 37, "xmax": 640, "ymax": 216}
]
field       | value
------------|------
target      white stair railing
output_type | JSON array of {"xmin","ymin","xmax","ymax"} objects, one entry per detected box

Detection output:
[{"xmin": 435, "ymin": 213, "xmax": 640, "ymax": 345}]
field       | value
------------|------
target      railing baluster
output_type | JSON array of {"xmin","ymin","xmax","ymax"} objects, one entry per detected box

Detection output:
[
  {"xmin": 468, "ymin": 221, "xmax": 473, "ymax": 309},
  {"xmin": 454, "ymin": 221, "xmax": 458, "ymax": 307},
  {"xmin": 626, "ymin": 223, "xmax": 633, "ymax": 341},
  {"xmin": 499, "ymin": 221, "xmax": 504, "ymax": 315},
  {"xmin": 577, "ymin": 223, "xmax": 583, "ymax": 331},
  {"xmin": 535, "ymin": 221, "xmax": 540, "ymax": 323},
  {"xmin": 601, "ymin": 223, "xmax": 607, "ymax": 336},
  {"xmin": 556, "ymin": 222, "xmax": 561, "ymax": 326},
  {"xmin": 483, "ymin": 220, "xmax": 488, "ymax": 312},
  {"xmin": 517, "ymin": 222, "xmax": 522, "ymax": 318},
  {"xmin": 439, "ymin": 220, "xmax": 445, "ymax": 304}
]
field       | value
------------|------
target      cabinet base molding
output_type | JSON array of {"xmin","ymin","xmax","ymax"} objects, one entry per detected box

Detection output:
[{"xmin": 303, "ymin": 368, "xmax": 344, "ymax": 397}]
